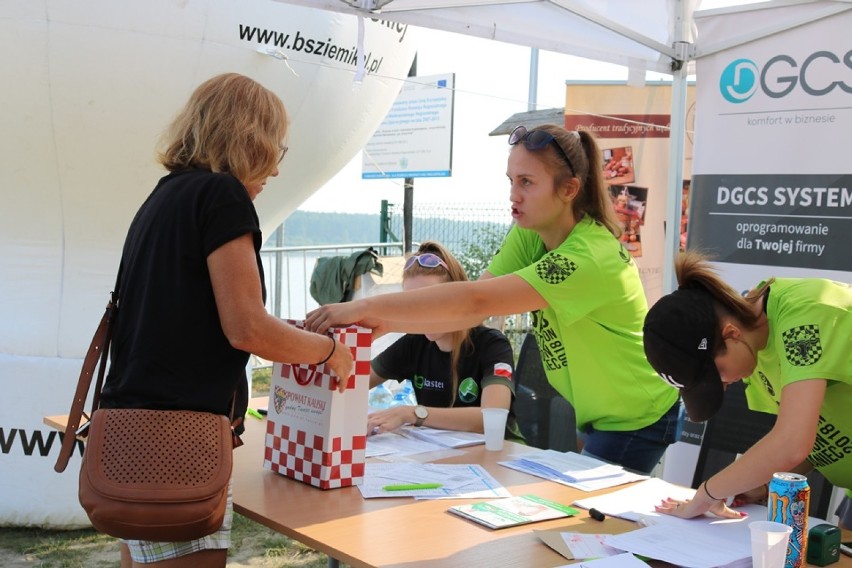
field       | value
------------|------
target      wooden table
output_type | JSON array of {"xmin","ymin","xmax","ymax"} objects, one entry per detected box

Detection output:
[
  {"xmin": 46, "ymin": 410, "xmax": 852, "ymax": 568},
  {"xmin": 232, "ymin": 413, "xmax": 639, "ymax": 568}
]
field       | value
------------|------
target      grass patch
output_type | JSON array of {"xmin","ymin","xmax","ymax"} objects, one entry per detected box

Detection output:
[
  {"xmin": 0, "ymin": 513, "xmax": 339, "ymax": 567},
  {"xmin": 253, "ymin": 366, "xmax": 272, "ymax": 398},
  {"xmin": 228, "ymin": 514, "xmax": 332, "ymax": 567}
]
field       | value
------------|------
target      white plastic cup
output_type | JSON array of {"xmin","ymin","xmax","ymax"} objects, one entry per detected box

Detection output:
[
  {"xmin": 749, "ymin": 520, "xmax": 792, "ymax": 568},
  {"xmin": 481, "ymin": 408, "xmax": 509, "ymax": 451}
]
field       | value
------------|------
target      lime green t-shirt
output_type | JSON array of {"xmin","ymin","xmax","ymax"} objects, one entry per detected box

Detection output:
[
  {"xmin": 487, "ymin": 217, "xmax": 678, "ymax": 431},
  {"xmin": 742, "ymin": 278, "xmax": 852, "ymax": 493}
]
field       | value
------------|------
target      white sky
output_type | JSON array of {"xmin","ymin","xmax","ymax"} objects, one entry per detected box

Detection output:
[{"xmin": 298, "ymin": 0, "xmax": 745, "ymax": 214}]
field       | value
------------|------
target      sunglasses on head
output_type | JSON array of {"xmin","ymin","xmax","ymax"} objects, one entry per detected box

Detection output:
[
  {"xmin": 404, "ymin": 253, "xmax": 449, "ymax": 271},
  {"xmin": 508, "ymin": 125, "xmax": 575, "ymax": 175}
]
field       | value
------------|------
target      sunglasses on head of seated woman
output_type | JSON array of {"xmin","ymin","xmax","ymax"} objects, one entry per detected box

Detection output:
[
  {"xmin": 404, "ymin": 253, "xmax": 449, "ymax": 271},
  {"xmin": 508, "ymin": 125, "xmax": 575, "ymax": 175}
]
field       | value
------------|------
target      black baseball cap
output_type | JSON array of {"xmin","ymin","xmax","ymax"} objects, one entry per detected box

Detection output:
[{"xmin": 643, "ymin": 288, "xmax": 723, "ymax": 423}]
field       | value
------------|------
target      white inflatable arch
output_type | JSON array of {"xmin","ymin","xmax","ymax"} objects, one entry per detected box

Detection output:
[{"xmin": 0, "ymin": 0, "xmax": 416, "ymax": 527}]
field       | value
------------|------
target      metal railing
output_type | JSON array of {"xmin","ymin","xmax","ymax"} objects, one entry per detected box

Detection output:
[
  {"xmin": 260, "ymin": 241, "xmax": 408, "ymax": 320},
  {"xmin": 260, "ymin": 240, "xmax": 532, "ymax": 359}
]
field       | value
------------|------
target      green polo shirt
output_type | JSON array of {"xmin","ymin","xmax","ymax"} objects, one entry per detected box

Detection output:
[
  {"xmin": 487, "ymin": 216, "xmax": 677, "ymax": 431},
  {"xmin": 743, "ymin": 278, "xmax": 852, "ymax": 493}
]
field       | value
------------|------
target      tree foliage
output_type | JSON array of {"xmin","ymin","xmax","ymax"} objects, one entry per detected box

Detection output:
[{"xmin": 457, "ymin": 225, "xmax": 508, "ymax": 280}]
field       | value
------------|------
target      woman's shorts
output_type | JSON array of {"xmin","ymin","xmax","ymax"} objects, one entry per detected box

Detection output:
[{"xmin": 123, "ymin": 480, "xmax": 233, "ymax": 563}]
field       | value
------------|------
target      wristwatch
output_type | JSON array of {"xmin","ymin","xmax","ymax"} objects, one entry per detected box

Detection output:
[{"xmin": 413, "ymin": 405, "xmax": 429, "ymax": 427}]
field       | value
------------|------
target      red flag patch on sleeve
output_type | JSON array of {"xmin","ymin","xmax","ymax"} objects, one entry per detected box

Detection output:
[{"xmin": 493, "ymin": 362, "xmax": 513, "ymax": 381}]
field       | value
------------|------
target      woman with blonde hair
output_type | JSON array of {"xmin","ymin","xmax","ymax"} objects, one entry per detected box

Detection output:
[
  {"xmin": 367, "ymin": 241, "xmax": 520, "ymax": 438},
  {"xmin": 100, "ymin": 73, "xmax": 352, "ymax": 567},
  {"xmin": 308, "ymin": 124, "xmax": 680, "ymax": 474},
  {"xmin": 644, "ymin": 251, "xmax": 850, "ymax": 521}
]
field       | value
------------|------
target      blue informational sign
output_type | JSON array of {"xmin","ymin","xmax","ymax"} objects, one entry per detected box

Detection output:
[{"xmin": 362, "ymin": 73, "xmax": 455, "ymax": 179}]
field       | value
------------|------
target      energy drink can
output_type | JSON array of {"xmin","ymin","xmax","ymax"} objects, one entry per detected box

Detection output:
[{"xmin": 768, "ymin": 472, "xmax": 810, "ymax": 568}]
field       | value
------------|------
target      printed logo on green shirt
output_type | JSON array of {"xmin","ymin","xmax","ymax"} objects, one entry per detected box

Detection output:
[
  {"xmin": 458, "ymin": 377, "xmax": 479, "ymax": 403},
  {"xmin": 782, "ymin": 324, "xmax": 823, "ymax": 366},
  {"xmin": 757, "ymin": 371, "xmax": 776, "ymax": 397},
  {"xmin": 531, "ymin": 311, "xmax": 568, "ymax": 370},
  {"xmin": 535, "ymin": 253, "xmax": 577, "ymax": 284}
]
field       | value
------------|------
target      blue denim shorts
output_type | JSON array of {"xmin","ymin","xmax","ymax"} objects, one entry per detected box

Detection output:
[{"xmin": 579, "ymin": 400, "xmax": 683, "ymax": 474}]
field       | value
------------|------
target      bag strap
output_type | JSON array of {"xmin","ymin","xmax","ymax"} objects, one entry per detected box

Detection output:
[
  {"xmin": 54, "ymin": 261, "xmax": 244, "ymax": 471},
  {"xmin": 53, "ymin": 293, "xmax": 117, "ymax": 473}
]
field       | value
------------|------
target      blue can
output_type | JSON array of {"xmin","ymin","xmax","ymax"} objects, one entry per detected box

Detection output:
[{"xmin": 767, "ymin": 472, "xmax": 810, "ymax": 568}]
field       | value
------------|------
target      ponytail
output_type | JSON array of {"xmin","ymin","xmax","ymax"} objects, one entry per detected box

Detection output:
[{"xmin": 676, "ymin": 251, "xmax": 771, "ymax": 330}]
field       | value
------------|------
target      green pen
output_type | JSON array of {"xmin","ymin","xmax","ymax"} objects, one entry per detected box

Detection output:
[
  {"xmin": 246, "ymin": 408, "xmax": 263, "ymax": 420},
  {"xmin": 382, "ymin": 483, "xmax": 443, "ymax": 491}
]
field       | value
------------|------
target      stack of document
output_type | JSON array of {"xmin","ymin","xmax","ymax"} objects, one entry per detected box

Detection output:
[
  {"xmin": 572, "ymin": 477, "xmax": 695, "ymax": 520},
  {"xmin": 366, "ymin": 426, "xmax": 484, "ymax": 459},
  {"xmin": 358, "ymin": 462, "xmax": 511, "ymax": 499},
  {"xmin": 574, "ymin": 478, "xmax": 834, "ymax": 568},
  {"xmin": 404, "ymin": 426, "xmax": 485, "ymax": 448},
  {"xmin": 605, "ymin": 518, "xmax": 754, "ymax": 568},
  {"xmin": 499, "ymin": 450, "xmax": 648, "ymax": 491}
]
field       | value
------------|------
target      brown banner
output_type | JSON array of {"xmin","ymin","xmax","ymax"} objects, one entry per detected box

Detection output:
[{"xmin": 564, "ymin": 114, "xmax": 672, "ymax": 138}]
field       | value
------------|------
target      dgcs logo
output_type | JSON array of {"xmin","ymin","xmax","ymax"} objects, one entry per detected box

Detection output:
[
  {"xmin": 720, "ymin": 50, "xmax": 852, "ymax": 103},
  {"xmin": 720, "ymin": 58, "xmax": 759, "ymax": 103}
]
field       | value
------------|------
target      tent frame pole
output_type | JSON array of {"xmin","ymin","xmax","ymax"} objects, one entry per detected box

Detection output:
[{"xmin": 663, "ymin": 0, "xmax": 690, "ymax": 294}]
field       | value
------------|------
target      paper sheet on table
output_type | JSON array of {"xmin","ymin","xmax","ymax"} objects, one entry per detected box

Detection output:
[
  {"xmin": 535, "ymin": 519, "xmax": 637, "ymax": 561},
  {"xmin": 572, "ymin": 477, "xmax": 695, "ymax": 520},
  {"xmin": 604, "ymin": 520, "xmax": 754, "ymax": 568},
  {"xmin": 365, "ymin": 431, "xmax": 444, "ymax": 457},
  {"xmin": 365, "ymin": 426, "xmax": 484, "ymax": 458},
  {"xmin": 499, "ymin": 449, "xmax": 648, "ymax": 491},
  {"xmin": 402, "ymin": 426, "xmax": 485, "ymax": 448},
  {"xmin": 358, "ymin": 462, "xmax": 510, "ymax": 499},
  {"xmin": 575, "ymin": 479, "xmax": 833, "ymax": 567},
  {"xmin": 555, "ymin": 552, "xmax": 650, "ymax": 568},
  {"xmin": 560, "ymin": 533, "xmax": 623, "ymax": 559}
]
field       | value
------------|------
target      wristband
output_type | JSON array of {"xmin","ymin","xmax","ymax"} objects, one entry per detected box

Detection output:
[
  {"xmin": 702, "ymin": 479, "xmax": 723, "ymax": 501},
  {"xmin": 317, "ymin": 335, "xmax": 335, "ymax": 365}
]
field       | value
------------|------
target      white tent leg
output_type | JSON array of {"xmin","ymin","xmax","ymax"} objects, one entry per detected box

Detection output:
[{"xmin": 663, "ymin": 69, "xmax": 687, "ymax": 294}]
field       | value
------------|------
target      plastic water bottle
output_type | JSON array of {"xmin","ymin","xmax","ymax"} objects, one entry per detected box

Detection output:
[
  {"xmin": 368, "ymin": 382, "xmax": 393, "ymax": 409},
  {"xmin": 390, "ymin": 382, "xmax": 416, "ymax": 407}
]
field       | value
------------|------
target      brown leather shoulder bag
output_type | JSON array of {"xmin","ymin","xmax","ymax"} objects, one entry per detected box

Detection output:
[{"xmin": 54, "ymin": 289, "xmax": 238, "ymax": 542}]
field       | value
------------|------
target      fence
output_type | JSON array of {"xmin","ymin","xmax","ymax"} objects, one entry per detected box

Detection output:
[
  {"xmin": 385, "ymin": 201, "xmax": 513, "ymax": 281},
  {"xmin": 261, "ymin": 202, "xmax": 530, "ymax": 355},
  {"xmin": 385, "ymin": 201, "xmax": 509, "ymax": 247},
  {"xmin": 260, "ymin": 241, "xmax": 407, "ymax": 321}
]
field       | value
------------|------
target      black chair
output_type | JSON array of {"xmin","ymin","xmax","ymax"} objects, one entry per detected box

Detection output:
[
  {"xmin": 691, "ymin": 380, "xmax": 834, "ymax": 518},
  {"xmin": 511, "ymin": 334, "xmax": 576, "ymax": 451},
  {"xmin": 548, "ymin": 396, "xmax": 578, "ymax": 453}
]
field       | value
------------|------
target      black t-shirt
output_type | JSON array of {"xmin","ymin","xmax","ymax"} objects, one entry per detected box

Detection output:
[
  {"xmin": 371, "ymin": 326, "xmax": 516, "ymax": 407},
  {"xmin": 100, "ymin": 170, "xmax": 263, "ymax": 418}
]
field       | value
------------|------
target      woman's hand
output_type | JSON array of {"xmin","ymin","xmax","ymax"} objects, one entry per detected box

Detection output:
[
  {"xmin": 367, "ymin": 406, "xmax": 416, "ymax": 434},
  {"xmin": 732, "ymin": 484, "xmax": 769, "ymax": 508},
  {"xmin": 306, "ymin": 303, "xmax": 387, "ymax": 338},
  {"xmin": 305, "ymin": 303, "xmax": 356, "ymax": 332},
  {"xmin": 326, "ymin": 339, "xmax": 354, "ymax": 393},
  {"xmin": 655, "ymin": 495, "xmax": 746, "ymax": 519}
]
